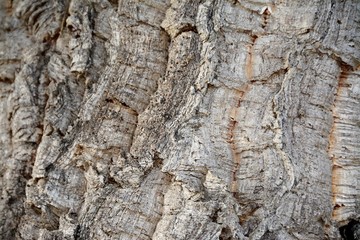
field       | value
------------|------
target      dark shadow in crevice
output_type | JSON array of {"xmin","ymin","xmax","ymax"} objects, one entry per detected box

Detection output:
[{"xmin": 339, "ymin": 220, "xmax": 360, "ymax": 240}]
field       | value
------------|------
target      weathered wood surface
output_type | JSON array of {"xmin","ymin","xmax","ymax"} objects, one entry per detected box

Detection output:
[{"xmin": 0, "ymin": 0, "xmax": 359, "ymax": 239}]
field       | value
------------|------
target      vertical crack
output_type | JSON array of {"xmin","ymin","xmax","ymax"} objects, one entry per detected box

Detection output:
[
  {"xmin": 271, "ymin": 77, "xmax": 295, "ymax": 197},
  {"xmin": 227, "ymin": 87, "xmax": 249, "ymax": 199},
  {"xmin": 329, "ymin": 62, "xmax": 352, "ymax": 222},
  {"xmin": 246, "ymin": 35, "xmax": 257, "ymax": 81}
]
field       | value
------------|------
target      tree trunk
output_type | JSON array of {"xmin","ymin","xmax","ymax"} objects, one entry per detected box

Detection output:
[{"xmin": 1, "ymin": 0, "xmax": 359, "ymax": 239}]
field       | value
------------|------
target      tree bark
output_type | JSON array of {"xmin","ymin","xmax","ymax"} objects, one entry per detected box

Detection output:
[{"xmin": 0, "ymin": 0, "xmax": 359, "ymax": 239}]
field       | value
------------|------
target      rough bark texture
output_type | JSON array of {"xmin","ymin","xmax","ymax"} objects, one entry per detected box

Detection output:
[{"xmin": 0, "ymin": 0, "xmax": 359, "ymax": 239}]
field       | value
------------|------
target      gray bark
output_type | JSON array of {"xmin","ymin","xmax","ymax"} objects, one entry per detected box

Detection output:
[{"xmin": 0, "ymin": 0, "xmax": 359, "ymax": 239}]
